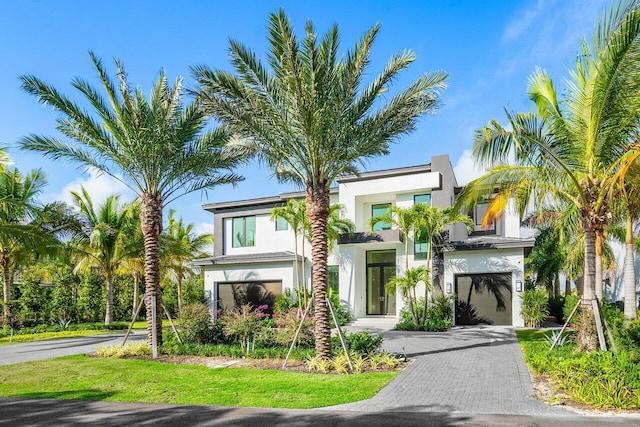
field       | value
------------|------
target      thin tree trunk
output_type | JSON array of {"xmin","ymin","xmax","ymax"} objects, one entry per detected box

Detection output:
[
  {"xmin": 293, "ymin": 233, "xmax": 300, "ymax": 307},
  {"xmin": 131, "ymin": 271, "xmax": 140, "ymax": 320},
  {"xmin": 576, "ymin": 276, "xmax": 584, "ymax": 296},
  {"xmin": 104, "ymin": 270, "xmax": 113, "ymax": 325},
  {"xmin": 583, "ymin": 230, "xmax": 596, "ymax": 301},
  {"xmin": 1, "ymin": 254, "xmax": 11, "ymax": 326},
  {"xmin": 306, "ymin": 186, "xmax": 331, "ymax": 360},
  {"xmin": 141, "ymin": 193, "xmax": 163, "ymax": 346},
  {"xmin": 624, "ymin": 214, "xmax": 637, "ymax": 320},
  {"xmin": 554, "ymin": 274, "xmax": 561, "ymax": 297},
  {"xmin": 177, "ymin": 274, "xmax": 183, "ymax": 314},
  {"xmin": 301, "ymin": 235, "xmax": 307, "ymax": 306},
  {"xmin": 420, "ymin": 242, "xmax": 432, "ymax": 325},
  {"xmin": 595, "ymin": 233, "xmax": 603, "ymax": 300}
]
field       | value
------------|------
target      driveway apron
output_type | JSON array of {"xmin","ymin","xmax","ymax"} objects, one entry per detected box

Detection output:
[{"xmin": 330, "ymin": 326, "xmax": 574, "ymax": 416}]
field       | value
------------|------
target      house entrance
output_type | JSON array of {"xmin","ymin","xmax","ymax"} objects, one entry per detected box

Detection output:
[{"xmin": 366, "ymin": 250, "xmax": 396, "ymax": 315}]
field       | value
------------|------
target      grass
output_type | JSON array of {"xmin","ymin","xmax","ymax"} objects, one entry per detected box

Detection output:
[
  {"xmin": 0, "ymin": 329, "xmax": 116, "ymax": 345},
  {"xmin": 0, "ymin": 354, "xmax": 398, "ymax": 408}
]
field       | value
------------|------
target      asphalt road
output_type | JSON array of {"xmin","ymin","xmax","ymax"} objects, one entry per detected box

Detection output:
[
  {"xmin": 1, "ymin": 397, "xmax": 639, "ymax": 427},
  {"xmin": 0, "ymin": 331, "xmax": 146, "ymax": 365}
]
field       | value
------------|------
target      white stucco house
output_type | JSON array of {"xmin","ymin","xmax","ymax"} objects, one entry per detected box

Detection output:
[{"xmin": 195, "ymin": 154, "xmax": 534, "ymax": 327}]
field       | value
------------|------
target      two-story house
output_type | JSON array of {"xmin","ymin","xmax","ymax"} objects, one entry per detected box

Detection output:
[{"xmin": 195, "ymin": 154, "xmax": 534, "ymax": 327}]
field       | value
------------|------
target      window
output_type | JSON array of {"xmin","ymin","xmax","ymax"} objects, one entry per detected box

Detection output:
[
  {"xmin": 371, "ymin": 203, "xmax": 391, "ymax": 231},
  {"xmin": 414, "ymin": 194, "xmax": 431, "ymax": 206},
  {"xmin": 471, "ymin": 203, "xmax": 496, "ymax": 233},
  {"xmin": 327, "ymin": 265, "xmax": 339, "ymax": 295},
  {"xmin": 414, "ymin": 239, "xmax": 428, "ymax": 260},
  {"xmin": 275, "ymin": 216, "xmax": 288, "ymax": 231},
  {"xmin": 232, "ymin": 216, "xmax": 256, "ymax": 247}
]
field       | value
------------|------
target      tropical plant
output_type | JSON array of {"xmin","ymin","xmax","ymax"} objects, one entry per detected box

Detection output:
[
  {"xmin": 0, "ymin": 168, "xmax": 60, "ymax": 325},
  {"xmin": 71, "ymin": 187, "xmax": 137, "ymax": 325},
  {"xmin": 162, "ymin": 209, "xmax": 212, "ymax": 313},
  {"xmin": 385, "ymin": 266, "xmax": 431, "ymax": 324},
  {"xmin": 456, "ymin": 1, "xmax": 640, "ymax": 349},
  {"xmin": 20, "ymin": 52, "xmax": 246, "ymax": 345},
  {"xmin": 271, "ymin": 199, "xmax": 308, "ymax": 304},
  {"xmin": 520, "ymin": 288, "xmax": 549, "ymax": 328},
  {"xmin": 413, "ymin": 205, "xmax": 472, "ymax": 324},
  {"xmin": 193, "ymin": 9, "xmax": 447, "ymax": 358}
]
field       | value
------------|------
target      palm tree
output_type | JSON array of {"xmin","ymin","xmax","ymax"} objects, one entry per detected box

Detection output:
[
  {"xmin": 271, "ymin": 199, "xmax": 307, "ymax": 303},
  {"xmin": 0, "ymin": 168, "xmax": 59, "ymax": 324},
  {"xmin": 71, "ymin": 187, "xmax": 137, "ymax": 325},
  {"xmin": 385, "ymin": 266, "xmax": 431, "ymax": 324},
  {"xmin": 162, "ymin": 209, "xmax": 213, "ymax": 313},
  {"xmin": 19, "ymin": 52, "xmax": 246, "ymax": 345},
  {"xmin": 193, "ymin": 10, "xmax": 447, "ymax": 358},
  {"xmin": 456, "ymin": 2, "xmax": 640, "ymax": 349},
  {"xmin": 326, "ymin": 204, "xmax": 355, "ymax": 251},
  {"xmin": 368, "ymin": 204, "xmax": 423, "ymax": 322},
  {"xmin": 414, "ymin": 205, "xmax": 472, "ymax": 324}
]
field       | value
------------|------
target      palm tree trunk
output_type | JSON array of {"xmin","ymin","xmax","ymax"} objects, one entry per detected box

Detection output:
[
  {"xmin": 306, "ymin": 186, "xmax": 331, "ymax": 360},
  {"xmin": 131, "ymin": 271, "xmax": 140, "ymax": 320},
  {"xmin": 177, "ymin": 274, "xmax": 183, "ymax": 314},
  {"xmin": 292, "ymin": 233, "xmax": 300, "ymax": 307},
  {"xmin": 624, "ymin": 214, "xmax": 637, "ymax": 320},
  {"xmin": 301, "ymin": 235, "xmax": 307, "ymax": 306},
  {"xmin": 595, "ymin": 233, "xmax": 603, "ymax": 300},
  {"xmin": 2, "ymin": 257, "xmax": 11, "ymax": 327},
  {"xmin": 104, "ymin": 270, "xmax": 113, "ymax": 325},
  {"xmin": 141, "ymin": 193, "xmax": 163, "ymax": 346},
  {"xmin": 583, "ymin": 230, "xmax": 596, "ymax": 301},
  {"xmin": 420, "ymin": 242, "xmax": 432, "ymax": 325},
  {"xmin": 554, "ymin": 274, "xmax": 561, "ymax": 297},
  {"xmin": 575, "ymin": 276, "xmax": 584, "ymax": 296}
]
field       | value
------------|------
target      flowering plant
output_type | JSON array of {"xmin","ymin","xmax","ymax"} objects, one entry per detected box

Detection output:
[{"xmin": 218, "ymin": 304, "xmax": 267, "ymax": 354}]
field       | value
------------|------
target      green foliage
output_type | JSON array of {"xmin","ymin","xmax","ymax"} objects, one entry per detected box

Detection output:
[
  {"xmin": 177, "ymin": 303, "xmax": 221, "ymax": 344},
  {"xmin": 517, "ymin": 329, "xmax": 640, "ymax": 409},
  {"xmin": 520, "ymin": 288, "xmax": 548, "ymax": 327},
  {"xmin": 333, "ymin": 331, "xmax": 383, "ymax": 356},
  {"xmin": 305, "ymin": 350, "xmax": 400, "ymax": 373},
  {"xmin": 395, "ymin": 295, "xmax": 453, "ymax": 331},
  {"xmin": 328, "ymin": 288, "xmax": 351, "ymax": 327},
  {"xmin": 563, "ymin": 293, "xmax": 582, "ymax": 323},
  {"xmin": 273, "ymin": 289, "xmax": 294, "ymax": 315},
  {"xmin": 547, "ymin": 295, "xmax": 565, "ymax": 323}
]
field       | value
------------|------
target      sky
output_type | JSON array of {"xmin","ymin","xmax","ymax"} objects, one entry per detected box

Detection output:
[{"xmin": 0, "ymin": 0, "xmax": 610, "ymax": 236}]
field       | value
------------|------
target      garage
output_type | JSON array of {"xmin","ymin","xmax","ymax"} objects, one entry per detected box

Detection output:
[
  {"xmin": 216, "ymin": 281, "xmax": 282, "ymax": 315},
  {"xmin": 455, "ymin": 273, "xmax": 512, "ymax": 325}
]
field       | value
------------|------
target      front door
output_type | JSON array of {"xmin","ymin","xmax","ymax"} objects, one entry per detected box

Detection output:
[{"xmin": 366, "ymin": 250, "xmax": 396, "ymax": 315}]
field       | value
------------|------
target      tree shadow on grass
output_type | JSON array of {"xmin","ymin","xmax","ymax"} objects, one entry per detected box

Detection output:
[
  {"xmin": 0, "ymin": 397, "xmax": 470, "ymax": 426},
  {"xmin": 14, "ymin": 390, "xmax": 114, "ymax": 401}
]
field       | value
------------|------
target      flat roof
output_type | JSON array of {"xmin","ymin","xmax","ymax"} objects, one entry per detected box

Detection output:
[
  {"xmin": 202, "ymin": 163, "xmax": 433, "ymax": 212},
  {"xmin": 194, "ymin": 251, "xmax": 301, "ymax": 266}
]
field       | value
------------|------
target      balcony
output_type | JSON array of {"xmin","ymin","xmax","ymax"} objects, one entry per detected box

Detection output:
[{"xmin": 338, "ymin": 229, "xmax": 404, "ymax": 245}]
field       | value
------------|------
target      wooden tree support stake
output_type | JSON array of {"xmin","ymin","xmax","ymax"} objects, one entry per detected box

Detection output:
[
  {"xmin": 282, "ymin": 297, "xmax": 314, "ymax": 369},
  {"xmin": 592, "ymin": 298, "xmax": 607, "ymax": 351},
  {"xmin": 327, "ymin": 296, "xmax": 352, "ymax": 370},
  {"xmin": 122, "ymin": 298, "xmax": 145, "ymax": 346},
  {"xmin": 550, "ymin": 298, "xmax": 581, "ymax": 352}
]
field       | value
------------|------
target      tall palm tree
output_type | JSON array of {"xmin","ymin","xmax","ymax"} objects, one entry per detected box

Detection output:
[
  {"xmin": 414, "ymin": 205, "xmax": 472, "ymax": 324},
  {"xmin": 0, "ymin": 168, "xmax": 59, "ymax": 324},
  {"xmin": 368, "ymin": 204, "xmax": 423, "ymax": 322},
  {"xmin": 19, "ymin": 52, "xmax": 245, "ymax": 345},
  {"xmin": 193, "ymin": 10, "xmax": 447, "ymax": 358},
  {"xmin": 162, "ymin": 209, "xmax": 213, "ymax": 313},
  {"xmin": 71, "ymin": 187, "xmax": 137, "ymax": 325},
  {"xmin": 456, "ymin": 1, "xmax": 640, "ymax": 349}
]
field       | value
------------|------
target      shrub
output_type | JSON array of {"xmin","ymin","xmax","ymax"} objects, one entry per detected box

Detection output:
[
  {"xmin": 520, "ymin": 288, "xmax": 548, "ymax": 327},
  {"xmin": 334, "ymin": 331, "xmax": 383, "ymax": 356},
  {"xmin": 563, "ymin": 293, "xmax": 582, "ymax": 324},
  {"xmin": 328, "ymin": 288, "xmax": 351, "ymax": 327},
  {"xmin": 547, "ymin": 295, "xmax": 565, "ymax": 323},
  {"xmin": 273, "ymin": 289, "xmax": 295, "ymax": 315},
  {"xmin": 395, "ymin": 295, "xmax": 452, "ymax": 331},
  {"xmin": 178, "ymin": 303, "xmax": 221, "ymax": 344},
  {"xmin": 270, "ymin": 307, "xmax": 315, "ymax": 348},
  {"xmin": 218, "ymin": 304, "xmax": 266, "ymax": 354},
  {"xmin": 96, "ymin": 342, "xmax": 150, "ymax": 358}
]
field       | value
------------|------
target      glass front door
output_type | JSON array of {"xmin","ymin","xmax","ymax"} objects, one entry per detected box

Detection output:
[{"xmin": 366, "ymin": 250, "xmax": 396, "ymax": 315}]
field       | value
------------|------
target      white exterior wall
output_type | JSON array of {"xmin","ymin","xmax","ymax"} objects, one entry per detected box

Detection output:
[
  {"xmin": 443, "ymin": 248, "xmax": 526, "ymax": 327},
  {"xmin": 503, "ymin": 199, "xmax": 521, "ymax": 238},
  {"xmin": 223, "ymin": 214, "xmax": 294, "ymax": 256}
]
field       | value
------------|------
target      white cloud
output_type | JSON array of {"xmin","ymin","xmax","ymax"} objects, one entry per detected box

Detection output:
[
  {"xmin": 193, "ymin": 221, "xmax": 214, "ymax": 256},
  {"xmin": 501, "ymin": 0, "xmax": 546, "ymax": 44},
  {"xmin": 53, "ymin": 167, "xmax": 135, "ymax": 207},
  {"xmin": 453, "ymin": 149, "xmax": 486, "ymax": 186}
]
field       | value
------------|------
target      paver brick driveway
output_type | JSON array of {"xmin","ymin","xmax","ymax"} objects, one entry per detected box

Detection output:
[{"xmin": 330, "ymin": 326, "xmax": 573, "ymax": 417}]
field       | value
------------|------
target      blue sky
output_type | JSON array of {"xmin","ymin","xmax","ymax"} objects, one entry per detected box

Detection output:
[{"xmin": 0, "ymin": 0, "xmax": 609, "ymax": 235}]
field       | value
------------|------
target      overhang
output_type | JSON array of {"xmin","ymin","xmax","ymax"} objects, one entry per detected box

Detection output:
[{"xmin": 194, "ymin": 251, "xmax": 302, "ymax": 266}]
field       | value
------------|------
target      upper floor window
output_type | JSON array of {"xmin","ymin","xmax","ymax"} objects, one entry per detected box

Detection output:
[
  {"xmin": 471, "ymin": 203, "xmax": 496, "ymax": 233},
  {"xmin": 275, "ymin": 216, "xmax": 288, "ymax": 231},
  {"xmin": 232, "ymin": 216, "xmax": 256, "ymax": 247},
  {"xmin": 414, "ymin": 194, "xmax": 431, "ymax": 206},
  {"xmin": 371, "ymin": 203, "xmax": 391, "ymax": 231}
]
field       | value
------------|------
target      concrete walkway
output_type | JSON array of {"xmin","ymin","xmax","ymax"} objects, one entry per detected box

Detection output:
[{"xmin": 331, "ymin": 325, "xmax": 572, "ymax": 416}]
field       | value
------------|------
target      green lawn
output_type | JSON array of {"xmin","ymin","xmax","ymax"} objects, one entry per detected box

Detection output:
[
  {"xmin": 0, "ymin": 329, "xmax": 117, "ymax": 345},
  {"xmin": 0, "ymin": 354, "xmax": 398, "ymax": 408}
]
